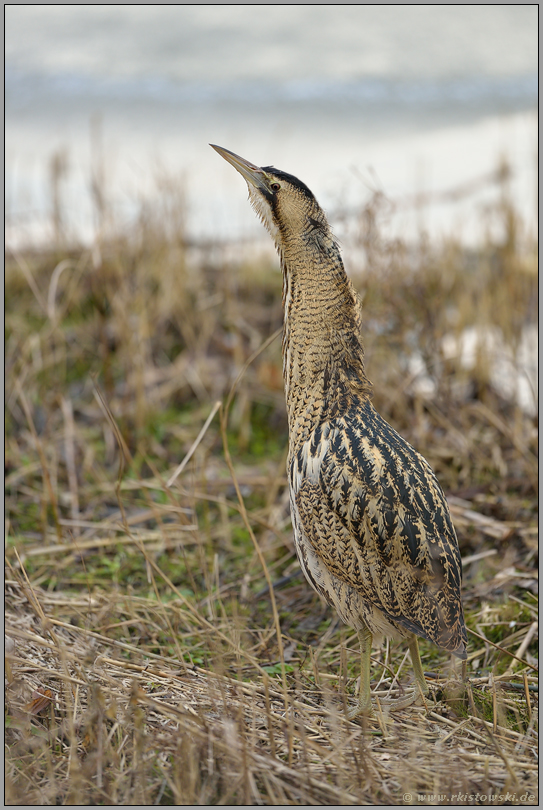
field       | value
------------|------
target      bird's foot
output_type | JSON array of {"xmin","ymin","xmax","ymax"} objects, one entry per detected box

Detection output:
[
  {"xmin": 347, "ymin": 701, "xmax": 375, "ymax": 721},
  {"xmin": 378, "ymin": 681, "xmax": 433, "ymax": 711},
  {"xmin": 347, "ymin": 684, "xmax": 431, "ymax": 719},
  {"xmin": 377, "ymin": 688, "xmax": 422, "ymax": 711},
  {"xmin": 346, "ymin": 687, "xmax": 377, "ymax": 720}
]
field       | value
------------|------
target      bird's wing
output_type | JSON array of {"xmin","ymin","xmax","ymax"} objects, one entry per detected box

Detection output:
[{"xmin": 293, "ymin": 402, "xmax": 467, "ymax": 656}]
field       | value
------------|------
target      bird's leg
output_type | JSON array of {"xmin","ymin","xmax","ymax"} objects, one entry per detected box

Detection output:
[
  {"xmin": 347, "ymin": 632, "xmax": 431, "ymax": 718},
  {"xmin": 378, "ymin": 635, "xmax": 430, "ymax": 710},
  {"xmin": 368, "ymin": 634, "xmax": 429, "ymax": 712},
  {"xmin": 347, "ymin": 627, "xmax": 373, "ymax": 718},
  {"xmin": 408, "ymin": 634, "xmax": 430, "ymax": 700}
]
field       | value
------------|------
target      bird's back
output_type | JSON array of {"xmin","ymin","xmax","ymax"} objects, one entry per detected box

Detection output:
[{"xmin": 289, "ymin": 395, "xmax": 468, "ymax": 658}]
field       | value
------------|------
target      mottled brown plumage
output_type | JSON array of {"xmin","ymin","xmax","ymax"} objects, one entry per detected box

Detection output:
[{"xmin": 211, "ymin": 144, "xmax": 467, "ymax": 715}]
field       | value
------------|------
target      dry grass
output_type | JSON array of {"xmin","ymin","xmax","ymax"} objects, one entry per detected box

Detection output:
[{"xmin": 5, "ymin": 156, "xmax": 538, "ymax": 805}]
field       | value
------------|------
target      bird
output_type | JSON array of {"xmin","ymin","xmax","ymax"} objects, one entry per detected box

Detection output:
[{"xmin": 211, "ymin": 144, "xmax": 467, "ymax": 716}]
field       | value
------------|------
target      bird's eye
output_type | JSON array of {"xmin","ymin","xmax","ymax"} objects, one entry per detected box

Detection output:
[{"xmin": 270, "ymin": 182, "xmax": 281, "ymax": 192}]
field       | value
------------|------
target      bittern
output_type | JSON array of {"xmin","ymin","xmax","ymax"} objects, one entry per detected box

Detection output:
[{"xmin": 211, "ymin": 144, "xmax": 467, "ymax": 716}]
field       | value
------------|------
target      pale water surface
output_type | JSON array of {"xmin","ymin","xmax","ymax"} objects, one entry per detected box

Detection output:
[{"xmin": 5, "ymin": 6, "xmax": 538, "ymax": 247}]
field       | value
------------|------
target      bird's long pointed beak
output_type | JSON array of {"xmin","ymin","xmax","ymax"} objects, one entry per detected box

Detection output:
[{"xmin": 210, "ymin": 144, "xmax": 268, "ymax": 193}]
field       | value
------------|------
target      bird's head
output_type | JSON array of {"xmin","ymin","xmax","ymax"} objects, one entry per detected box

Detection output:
[{"xmin": 211, "ymin": 144, "xmax": 330, "ymax": 253}]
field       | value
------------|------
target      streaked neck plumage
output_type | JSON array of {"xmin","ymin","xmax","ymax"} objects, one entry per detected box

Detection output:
[{"xmin": 277, "ymin": 218, "xmax": 372, "ymax": 442}]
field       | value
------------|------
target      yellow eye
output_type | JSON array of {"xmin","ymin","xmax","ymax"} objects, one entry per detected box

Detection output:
[{"xmin": 270, "ymin": 182, "xmax": 281, "ymax": 192}]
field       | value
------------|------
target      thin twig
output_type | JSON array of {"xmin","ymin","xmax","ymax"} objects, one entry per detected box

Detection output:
[{"xmin": 167, "ymin": 400, "xmax": 222, "ymax": 487}]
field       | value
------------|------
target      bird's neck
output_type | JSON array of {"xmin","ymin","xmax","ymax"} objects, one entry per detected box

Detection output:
[{"xmin": 279, "ymin": 234, "xmax": 371, "ymax": 440}]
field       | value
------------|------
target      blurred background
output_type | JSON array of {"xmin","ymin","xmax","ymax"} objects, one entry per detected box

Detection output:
[{"xmin": 5, "ymin": 5, "xmax": 538, "ymax": 248}]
